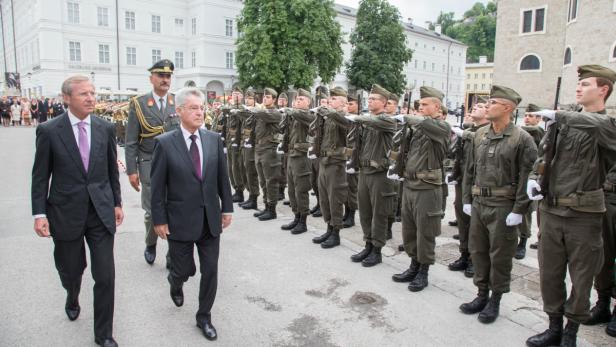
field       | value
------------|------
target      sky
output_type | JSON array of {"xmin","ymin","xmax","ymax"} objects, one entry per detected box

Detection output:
[{"xmin": 334, "ymin": 0, "xmax": 491, "ymax": 29}]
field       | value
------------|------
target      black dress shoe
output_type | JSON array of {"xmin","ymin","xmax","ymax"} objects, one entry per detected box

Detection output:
[
  {"xmin": 95, "ymin": 337, "xmax": 118, "ymax": 347},
  {"xmin": 65, "ymin": 286, "xmax": 80, "ymax": 321},
  {"xmin": 65, "ymin": 302, "xmax": 80, "ymax": 321},
  {"xmin": 197, "ymin": 320, "xmax": 218, "ymax": 341},
  {"xmin": 448, "ymin": 220, "xmax": 458, "ymax": 227},
  {"xmin": 144, "ymin": 245, "xmax": 156, "ymax": 265},
  {"xmin": 166, "ymin": 253, "xmax": 172, "ymax": 271},
  {"xmin": 167, "ymin": 275, "xmax": 184, "ymax": 307}
]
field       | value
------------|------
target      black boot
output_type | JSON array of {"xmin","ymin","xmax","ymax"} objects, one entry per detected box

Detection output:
[
  {"xmin": 408, "ymin": 264, "xmax": 429, "ymax": 292},
  {"xmin": 392, "ymin": 260, "xmax": 420, "ymax": 282},
  {"xmin": 478, "ymin": 292, "xmax": 502, "ymax": 324},
  {"xmin": 515, "ymin": 237, "xmax": 527, "ymax": 259},
  {"xmin": 258, "ymin": 203, "xmax": 277, "ymax": 221},
  {"xmin": 559, "ymin": 320, "xmax": 579, "ymax": 347},
  {"xmin": 526, "ymin": 316, "xmax": 563, "ymax": 347},
  {"xmin": 606, "ymin": 307, "xmax": 616, "ymax": 337},
  {"xmin": 386, "ymin": 219, "xmax": 393, "ymax": 240},
  {"xmin": 241, "ymin": 195, "xmax": 258, "ymax": 210},
  {"xmin": 530, "ymin": 241, "xmax": 539, "ymax": 250},
  {"xmin": 361, "ymin": 247, "xmax": 382, "ymax": 267},
  {"xmin": 448, "ymin": 220, "xmax": 458, "ymax": 227},
  {"xmin": 321, "ymin": 227, "xmax": 340, "ymax": 249},
  {"xmin": 464, "ymin": 259, "xmax": 475, "ymax": 278},
  {"xmin": 397, "ymin": 244, "xmax": 405, "ymax": 252},
  {"xmin": 342, "ymin": 205, "xmax": 350, "ymax": 226},
  {"xmin": 291, "ymin": 214, "xmax": 308, "ymax": 234},
  {"xmin": 281, "ymin": 214, "xmax": 300, "ymax": 230},
  {"xmin": 278, "ymin": 186, "xmax": 285, "ymax": 201},
  {"xmin": 583, "ymin": 295, "xmax": 611, "ymax": 325},
  {"xmin": 459, "ymin": 289, "xmax": 489, "ymax": 314},
  {"xmin": 310, "ymin": 203, "xmax": 322, "ymax": 217},
  {"xmin": 351, "ymin": 242, "xmax": 373, "ymax": 263},
  {"xmin": 253, "ymin": 208, "xmax": 266, "ymax": 217},
  {"xmin": 448, "ymin": 252, "xmax": 469, "ymax": 271},
  {"xmin": 343, "ymin": 209, "xmax": 356, "ymax": 228},
  {"xmin": 232, "ymin": 189, "xmax": 245, "ymax": 203},
  {"xmin": 312, "ymin": 225, "xmax": 332, "ymax": 244},
  {"xmin": 453, "ymin": 234, "xmax": 460, "ymax": 240}
]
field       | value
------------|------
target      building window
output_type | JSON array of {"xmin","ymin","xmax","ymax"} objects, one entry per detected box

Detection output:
[
  {"xmin": 519, "ymin": 54, "xmax": 541, "ymax": 71},
  {"xmin": 152, "ymin": 49, "xmax": 161, "ymax": 65},
  {"xmin": 563, "ymin": 47, "xmax": 572, "ymax": 66},
  {"xmin": 473, "ymin": 84, "xmax": 477, "ymax": 90},
  {"xmin": 481, "ymin": 84, "xmax": 485, "ymax": 90},
  {"xmin": 610, "ymin": 42, "xmax": 616, "ymax": 62},
  {"xmin": 474, "ymin": 73, "xmax": 478, "ymax": 79},
  {"xmin": 467, "ymin": 84, "xmax": 470, "ymax": 90},
  {"xmin": 175, "ymin": 51, "xmax": 184, "ymax": 69},
  {"xmin": 225, "ymin": 51, "xmax": 234, "ymax": 69},
  {"xmin": 191, "ymin": 51, "xmax": 196, "ymax": 68},
  {"xmin": 423, "ymin": 61, "xmax": 426, "ymax": 70},
  {"xmin": 67, "ymin": 2, "xmax": 79, "ymax": 24},
  {"xmin": 431, "ymin": 63, "xmax": 435, "ymax": 71},
  {"xmin": 126, "ymin": 47, "xmax": 136, "ymax": 65},
  {"xmin": 442, "ymin": 64, "xmax": 445, "ymax": 73},
  {"xmin": 521, "ymin": 7, "xmax": 546, "ymax": 34},
  {"xmin": 225, "ymin": 19, "xmax": 233, "ymax": 37},
  {"xmin": 69, "ymin": 41, "xmax": 81, "ymax": 61},
  {"xmin": 414, "ymin": 60, "xmax": 418, "ymax": 69},
  {"xmin": 97, "ymin": 7, "xmax": 109, "ymax": 27},
  {"xmin": 467, "ymin": 74, "xmax": 470, "ymax": 79},
  {"xmin": 152, "ymin": 15, "xmax": 161, "ymax": 33},
  {"xmin": 567, "ymin": 0, "xmax": 578, "ymax": 22},
  {"xmin": 175, "ymin": 18, "xmax": 184, "ymax": 34},
  {"xmin": 482, "ymin": 73, "xmax": 486, "ymax": 79},
  {"xmin": 125, "ymin": 11, "xmax": 135, "ymax": 30},
  {"xmin": 99, "ymin": 44, "xmax": 110, "ymax": 64},
  {"xmin": 191, "ymin": 18, "xmax": 197, "ymax": 35}
]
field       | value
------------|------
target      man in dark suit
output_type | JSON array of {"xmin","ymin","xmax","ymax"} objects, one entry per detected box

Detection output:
[
  {"xmin": 151, "ymin": 87, "xmax": 233, "ymax": 341},
  {"xmin": 31, "ymin": 75, "xmax": 123, "ymax": 347}
]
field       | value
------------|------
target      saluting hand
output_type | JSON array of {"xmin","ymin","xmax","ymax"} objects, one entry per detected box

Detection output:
[{"xmin": 34, "ymin": 217, "xmax": 50, "ymax": 238}]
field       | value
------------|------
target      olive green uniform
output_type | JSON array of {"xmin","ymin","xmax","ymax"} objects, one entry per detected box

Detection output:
[
  {"xmin": 286, "ymin": 109, "xmax": 316, "ymax": 215},
  {"xmin": 239, "ymin": 111, "xmax": 260, "ymax": 199},
  {"xmin": 519, "ymin": 125, "xmax": 545, "ymax": 239},
  {"xmin": 597, "ymin": 162, "xmax": 616, "ymax": 299},
  {"xmin": 254, "ymin": 107, "xmax": 283, "ymax": 204},
  {"xmin": 125, "ymin": 92, "xmax": 179, "ymax": 247},
  {"xmin": 223, "ymin": 105, "xmax": 245, "ymax": 194},
  {"xmin": 463, "ymin": 122, "xmax": 537, "ymax": 294}
]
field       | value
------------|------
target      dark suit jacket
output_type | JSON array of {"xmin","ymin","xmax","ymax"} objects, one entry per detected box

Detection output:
[
  {"xmin": 31, "ymin": 113, "xmax": 122, "ymax": 241},
  {"xmin": 151, "ymin": 128, "xmax": 233, "ymax": 241}
]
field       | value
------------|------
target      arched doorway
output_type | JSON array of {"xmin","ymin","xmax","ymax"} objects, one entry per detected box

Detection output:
[{"xmin": 205, "ymin": 80, "xmax": 225, "ymax": 102}]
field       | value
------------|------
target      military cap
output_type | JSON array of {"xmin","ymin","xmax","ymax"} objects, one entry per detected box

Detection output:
[
  {"xmin": 370, "ymin": 84, "xmax": 390, "ymax": 99},
  {"xmin": 477, "ymin": 95, "xmax": 489, "ymax": 104},
  {"xmin": 279, "ymin": 92, "xmax": 288, "ymax": 100},
  {"xmin": 490, "ymin": 85, "xmax": 522, "ymax": 105},
  {"xmin": 441, "ymin": 106, "xmax": 448, "ymax": 115},
  {"xmin": 330, "ymin": 86, "xmax": 347, "ymax": 97},
  {"xmin": 388, "ymin": 92, "xmax": 400, "ymax": 102},
  {"xmin": 419, "ymin": 86, "xmax": 444, "ymax": 101},
  {"xmin": 525, "ymin": 103, "xmax": 542, "ymax": 113},
  {"xmin": 264, "ymin": 87, "xmax": 278, "ymax": 97},
  {"xmin": 148, "ymin": 59, "xmax": 174, "ymax": 74},
  {"xmin": 347, "ymin": 93, "xmax": 358, "ymax": 102},
  {"xmin": 297, "ymin": 88, "xmax": 312, "ymax": 99},
  {"xmin": 578, "ymin": 64, "xmax": 616, "ymax": 82},
  {"xmin": 245, "ymin": 88, "xmax": 255, "ymax": 97},
  {"xmin": 232, "ymin": 86, "xmax": 243, "ymax": 93},
  {"xmin": 316, "ymin": 86, "xmax": 329, "ymax": 97}
]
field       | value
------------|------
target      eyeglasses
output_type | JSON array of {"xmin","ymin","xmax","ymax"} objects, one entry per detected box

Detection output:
[
  {"xmin": 487, "ymin": 99, "xmax": 507, "ymax": 106},
  {"xmin": 181, "ymin": 105, "xmax": 205, "ymax": 112}
]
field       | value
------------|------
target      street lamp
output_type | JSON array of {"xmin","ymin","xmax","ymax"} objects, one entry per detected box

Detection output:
[{"xmin": 90, "ymin": 71, "xmax": 95, "ymax": 83}]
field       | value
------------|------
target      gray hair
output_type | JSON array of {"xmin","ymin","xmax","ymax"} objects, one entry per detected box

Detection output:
[
  {"xmin": 61, "ymin": 75, "xmax": 92, "ymax": 96},
  {"xmin": 175, "ymin": 87, "xmax": 205, "ymax": 107}
]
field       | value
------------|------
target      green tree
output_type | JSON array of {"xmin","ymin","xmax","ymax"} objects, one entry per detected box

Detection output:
[
  {"xmin": 345, "ymin": 0, "xmax": 413, "ymax": 94},
  {"xmin": 429, "ymin": 11, "xmax": 456, "ymax": 35},
  {"xmin": 235, "ymin": 0, "xmax": 343, "ymax": 91}
]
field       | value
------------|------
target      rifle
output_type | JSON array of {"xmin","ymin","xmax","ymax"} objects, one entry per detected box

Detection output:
[
  {"xmin": 232, "ymin": 94, "xmax": 242, "ymax": 148},
  {"xmin": 308, "ymin": 87, "xmax": 325, "ymax": 158},
  {"xmin": 220, "ymin": 107, "xmax": 229, "ymax": 148},
  {"xmin": 279, "ymin": 94, "xmax": 293, "ymax": 153},
  {"xmin": 535, "ymin": 77, "xmax": 561, "ymax": 205}
]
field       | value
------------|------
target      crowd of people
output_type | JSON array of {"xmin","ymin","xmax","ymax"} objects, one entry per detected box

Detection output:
[{"xmin": 0, "ymin": 96, "xmax": 66, "ymax": 127}]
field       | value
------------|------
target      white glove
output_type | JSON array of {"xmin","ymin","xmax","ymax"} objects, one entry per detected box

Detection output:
[
  {"xmin": 276, "ymin": 143, "xmax": 284, "ymax": 154},
  {"xmin": 463, "ymin": 204, "xmax": 472, "ymax": 216},
  {"xmin": 452, "ymin": 126, "xmax": 464, "ymax": 137},
  {"xmin": 230, "ymin": 109, "xmax": 239, "ymax": 115},
  {"xmin": 223, "ymin": 148, "xmax": 227, "ymax": 154},
  {"xmin": 527, "ymin": 179, "xmax": 544, "ymax": 201},
  {"xmin": 505, "ymin": 212, "xmax": 523, "ymax": 226},
  {"xmin": 387, "ymin": 172, "xmax": 401, "ymax": 181},
  {"xmin": 309, "ymin": 107, "xmax": 319, "ymax": 113},
  {"xmin": 345, "ymin": 115, "xmax": 358, "ymax": 122},
  {"xmin": 244, "ymin": 144, "xmax": 253, "ymax": 148},
  {"xmin": 346, "ymin": 167, "xmax": 357, "ymax": 174},
  {"xmin": 393, "ymin": 114, "xmax": 405, "ymax": 122},
  {"xmin": 231, "ymin": 143, "xmax": 238, "ymax": 148},
  {"xmin": 445, "ymin": 174, "xmax": 458, "ymax": 185},
  {"xmin": 530, "ymin": 110, "xmax": 556, "ymax": 121}
]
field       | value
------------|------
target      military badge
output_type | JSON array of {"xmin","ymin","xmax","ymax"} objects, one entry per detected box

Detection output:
[{"xmin": 147, "ymin": 98, "xmax": 154, "ymax": 107}]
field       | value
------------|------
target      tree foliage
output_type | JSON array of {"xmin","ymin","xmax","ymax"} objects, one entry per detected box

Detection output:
[
  {"xmin": 235, "ymin": 0, "xmax": 344, "ymax": 91},
  {"xmin": 345, "ymin": 0, "xmax": 413, "ymax": 94}
]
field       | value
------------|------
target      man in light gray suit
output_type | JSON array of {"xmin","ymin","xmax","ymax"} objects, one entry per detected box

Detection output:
[{"xmin": 150, "ymin": 87, "xmax": 233, "ymax": 341}]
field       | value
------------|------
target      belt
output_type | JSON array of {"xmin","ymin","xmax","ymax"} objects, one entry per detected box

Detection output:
[
  {"xmin": 320, "ymin": 148, "xmax": 345, "ymax": 157},
  {"xmin": 359, "ymin": 159, "xmax": 387, "ymax": 169},
  {"xmin": 551, "ymin": 189, "xmax": 605, "ymax": 207},
  {"xmin": 604, "ymin": 182, "xmax": 616, "ymax": 193},
  {"xmin": 472, "ymin": 185, "xmax": 516, "ymax": 197},
  {"xmin": 406, "ymin": 169, "xmax": 442, "ymax": 181}
]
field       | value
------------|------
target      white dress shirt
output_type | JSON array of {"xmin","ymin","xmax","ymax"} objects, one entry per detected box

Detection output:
[{"xmin": 153, "ymin": 91, "xmax": 168, "ymax": 111}]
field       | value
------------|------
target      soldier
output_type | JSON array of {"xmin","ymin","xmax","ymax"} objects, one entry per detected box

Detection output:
[
  {"xmin": 347, "ymin": 84, "xmax": 397, "ymax": 266},
  {"xmin": 224, "ymin": 87, "xmax": 246, "ymax": 203},
  {"xmin": 125, "ymin": 59, "xmax": 180, "ymax": 267},
  {"xmin": 458, "ymin": 85, "xmax": 537, "ymax": 324},
  {"xmin": 343, "ymin": 93, "xmax": 360, "ymax": 228},
  {"xmin": 390, "ymin": 87, "xmax": 450, "ymax": 292},
  {"xmin": 280, "ymin": 88, "xmax": 316, "ymax": 234},
  {"xmin": 526, "ymin": 65, "xmax": 616, "ymax": 346},
  {"xmin": 309, "ymin": 86, "xmax": 329, "ymax": 218},
  {"xmin": 252, "ymin": 88, "xmax": 283, "ymax": 220},
  {"xmin": 446, "ymin": 96, "xmax": 490, "ymax": 278},
  {"xmin": 278, "ymin": 92, "xmax": 289, "ymax": 202},
  {"xmin": 384, "ymin": 92, "xmax": 401, "ymax": 240},
  {"xmin": 238, "ymin": 89, "xmax": 261, "ymax": 210},
  {"xmin": 311, "ymin": 87, "xmax": 351, "ymax": 248}
]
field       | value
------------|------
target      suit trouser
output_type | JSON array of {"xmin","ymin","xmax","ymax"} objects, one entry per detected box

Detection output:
[
  {"xmin": 453, "ymin": 183, "xmax": 470, "ymax": 253},
  {"xmin": 401, "ymin": 184, "xmax": 442, "ymax": 265},
  {"xmin": 595, "ymin": 196, "xmax": 616, "ymax": 298},
  {"xmin": 138, "ymin": 160, "xmax": 157, "ymax": 247},
  {"xmin": 469, "ymin": 201, "xmax": 518, "ymax": 294},
  {"xmin": 538, "ymin": 210, "xmax": 604, "ymax": 323},
  {"xmin": 241, "ymin": 147, "xmax": 260, "ymax": 197},
  {"xmin": 52, "ymin": 202, "xmax": 115, "ymax": 340},
  {"xmin": 287, "ymin": 155, "xmax": 312, "ymax": 215},
  {"xmin": 255, "ymin": 148, "xmax": 282, "ymax": 204},
  {"xmin": 346, "ymin": 173, "xmax": 358, "ymax": 210},
  {"xmin": 358, "ymin": 171, "xmax": 396, "ymax": 247},
  {"xmin": 168, "ymin": 230, "xmax": 220, "ymax": 323},
  {"xmin": 228, "ymin": 146, "xmax": 244, "ymax": 191},
  {"xmin": 318, "ymin": 160, "xmax": 347, "ymax": 228}
]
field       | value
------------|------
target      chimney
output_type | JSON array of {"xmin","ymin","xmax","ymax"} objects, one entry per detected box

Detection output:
[
  {"xmin": 435, "ymin": 24, "xmax": 442, "ymax": 34},
  {"xmin": 479, "ymin": 56, "xmax": 487, "ymax": 64},
  {"xmin": 407, "ymin": 17, "xmax": 413, "ymax": 25}
]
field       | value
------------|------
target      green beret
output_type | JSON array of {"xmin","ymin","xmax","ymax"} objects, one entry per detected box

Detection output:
[
  {"xmin": 264, "ymin": 87, "xmax": 278, "ymax": 97},
  {"xmin": 245, "ymin": 89, "xmax": 255, "ymax": 97},
  {"xmin": 525, "ymin": 103, "xmax": 542, "ymax": 113},
  {"xmin": 370, "ymin": 84, "xmax": 390, "ymax": 99},
  {"xmin": 279, "ymin": 92, "xmax": 288, "ymax": 100},
  {"xmin": 149, "ymin": 59, "xmax": 174, "ymax": 74},
  {"xmin": 388, "ymin": 93, "xmax": 400, "ymax": 102},
  {"xmin": 490, "ymin": 85, "xmax": 522, "ymax": 105},
  {"xmin": 419, "ymin": 86, "xmax": 444, "ymax": 101},
  {"xmin": 232, "ymin": 86, "xmax": 242, "ymax": 93},
  {"xmin": 330, "ymin": 86, "xmax": 347, "ymax": 97},
  {"xmin": 297, "ymin": 88, "xmax": 312, "ymax": 99},
  {"xmin": 578, "ymin": 64, "xmax": 616, "ymax": 82}
]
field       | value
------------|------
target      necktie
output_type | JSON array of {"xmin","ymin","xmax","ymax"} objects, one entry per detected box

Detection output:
[
  {"xmin": 189, "ymin": 135, "xmax": 202, "ymax": 180},
  {"xmin": 159, "ymin": 97, "xmax": 165, "ymax": 112},
  {"xmin": 77, "ymin": 121, "xmax": 89, "ymax": 171}
]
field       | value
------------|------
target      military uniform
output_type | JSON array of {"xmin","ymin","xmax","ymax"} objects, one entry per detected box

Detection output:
[
  {"xmin": 223, "ymin": 95, "xmax": 246, "ymax": 202},
  {"xmin": 343, "ymin": 93, "xmax": 360, "ymax": 228},
  {"xmin": 518, "ymin": 123, "xmax": 545, "ymax": 243},
  {"xmin": 238, "ymin": 89, "xmax": 261, "ymax": 210}
]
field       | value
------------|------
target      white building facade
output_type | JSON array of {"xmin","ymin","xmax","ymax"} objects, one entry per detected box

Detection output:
[{"xmin": 1, "ymin": 0, "xmax": 466, "ymax": 107}]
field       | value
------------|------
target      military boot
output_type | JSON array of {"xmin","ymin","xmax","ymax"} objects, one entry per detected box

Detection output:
[
  {"xmin": 258, "ymin": 203, "xmax": 277, "ymax": 221},
  {"xmin": 530, "ymin": 241, "xmax": 539, "ymax": 249},
  {"xmin": 459, "ymin": 289, "xmax": 489, "ymax": 314},
  {"xmin": 606, "ymin": 307, "xmax": 616, "ymax": 337},
  {"xmin": 281, "ymin": 214, "xmax": 300, "ymax": 230},
  {"xmin": 448, "ymin": 252, "xmax": 469, "ymax": 271},
  {"xmin": 408, "ymin": 264, "xmax": 429, "ymax": 292},
  {"xmin": 241, "ymin": 195, "xmax": 258, "ymax": 210},
  {"xmin": 397, "ymin": 244, "xmax": 405, "ymax": 252},
  {"xmin": 253, "ymin": 208, "xmax": 266, "ymax": 217},
  {"xmin": 526, "ymin": 316, "xmax": 563, "ymax": 347},
  {"xmin": 515, "ymin": 237, "xmax": 527, "ymax": 259},
  {"xmin": 392, "ymin": 259, "xmax": 419, "ymax": 282},
  {"xmin": 477, "ymin": 292, "xmax": 502, "ymax": 324},
  {"xmin": 386, "ymin": 219, "xmax": 393, "ymax": 240},
  {"xmin": 291, "ymin": 214, "xmax": 308, "ymax": 235},
  {"xmin": 351, "ymin": 242, "xmax": 373, "ymax": 263},
  {"xmin": 559, "ymin": 320, "xmax": 579, "ymax": 347},
  {"xmin": 361, "ymin": 247, "xmax": 382, "ymax": 267},
  {"xmin": 464, "ymin": 259, "xmax": 475, "ymax": 278},
  {"xmin": 341, "ymin": 205, "xmax": 350, "ymax": 226},
  {"xmin": 310, "ymin": 203, "xmax": 322, "ymax": 217},
  {"xmin": 232, "ymin": 189, "xmax": 245, "ymax": 203},
  {"xmin": 343, "ymin": 209, "xmax": 355, "ymax": 228},
  {"xmin": 321, "ymin": 227, "xmax": 340, "ymax": 249},
  {"xmin": 312, "ymin": 225, "xmax": 332, "ymax": 244},
  {"xmin": 583, "ymin": 295, "xmax": 611, "ymax": 325}
]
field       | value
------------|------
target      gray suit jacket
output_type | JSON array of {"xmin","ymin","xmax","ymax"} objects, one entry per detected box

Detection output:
[{"xmin": 150, "ymin": 128, "xmax": 233, "ymax": 241}]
